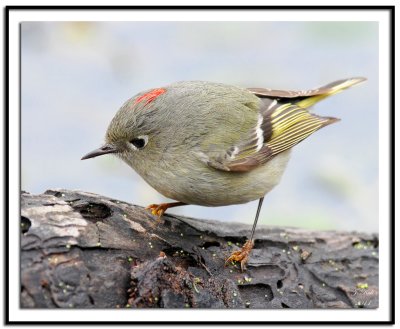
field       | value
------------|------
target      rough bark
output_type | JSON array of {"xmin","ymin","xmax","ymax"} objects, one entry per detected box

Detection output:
[{"xmin": 20, "ymin": 189, "xmax": 379, "ymax": 309}]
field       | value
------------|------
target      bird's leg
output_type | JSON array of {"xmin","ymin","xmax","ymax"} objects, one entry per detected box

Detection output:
[
  {"xmin": 146, "ymin": 201, "xmax": 186, "ymax": 218},
  {"xmin": 225, "ymin": 197, "xmax": 264, "ymax": 271},
  {"xmin": 225, "ymin": 240, "xmax": 255, "ymax": 271}
]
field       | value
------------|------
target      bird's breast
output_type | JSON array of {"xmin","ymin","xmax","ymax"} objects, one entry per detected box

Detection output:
[{"xmin": 135, "ymin": 150, "xmax": 292, "ymax": 207}]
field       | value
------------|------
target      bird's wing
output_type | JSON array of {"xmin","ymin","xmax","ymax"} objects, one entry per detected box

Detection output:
[
  {"xmin": 198, "ymin": 99, "xmax": 338, "ymax": 172},
  {"xmin": 197, "ymin": 77, "xmax": 365, "ymax": 172},
  {"xmin": 200, "ymin": 78, "xmax": 365, "ymax": 172}
]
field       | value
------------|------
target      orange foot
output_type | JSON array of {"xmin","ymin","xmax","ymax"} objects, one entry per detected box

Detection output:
[
  {"xmin": 146, "ymin": 203, "xmax": 170, "ymax": 217},
  {"xmin": 146, "ymin": 202, "xmax": 186, "ymax": 218},
  {"xmin": 225, "ymin": 240, "xmax": 255, "ymax": 271}
]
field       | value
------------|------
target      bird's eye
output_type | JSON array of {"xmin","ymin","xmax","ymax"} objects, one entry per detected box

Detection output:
[{"xmin": 129, "ymin": 136, "xmax": 148, "ymax": 149}]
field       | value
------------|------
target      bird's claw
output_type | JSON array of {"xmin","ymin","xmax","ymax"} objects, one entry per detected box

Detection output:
[
  {"xmin": 146, "ymin": 203, "xmax": 168, "ymax": 218},
  {"xmin": 225, "ymin": 240, "xmax": 255, "ymax": 271}
]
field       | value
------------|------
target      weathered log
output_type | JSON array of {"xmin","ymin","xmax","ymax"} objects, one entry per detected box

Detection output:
[{"xmin": 20, "ymin": 189, "xmax": 378, "ymax": 309}]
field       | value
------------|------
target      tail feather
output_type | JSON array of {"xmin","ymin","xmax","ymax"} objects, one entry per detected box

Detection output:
[{"xmin": 296, "ymin": 77, "xmax": 366, "ymax": 109}]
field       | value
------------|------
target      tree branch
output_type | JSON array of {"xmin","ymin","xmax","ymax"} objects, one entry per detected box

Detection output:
[{"xmin": 20, "ymin": 189, "xmax": 378, "ymax": 309}]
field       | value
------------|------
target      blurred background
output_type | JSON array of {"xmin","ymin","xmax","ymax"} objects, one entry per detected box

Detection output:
[{"xmin": 21, "ymin": 21, "xmax": 378, "ymax": 233}]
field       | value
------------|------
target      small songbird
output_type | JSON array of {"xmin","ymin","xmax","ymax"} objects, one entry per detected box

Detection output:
[{"xmin": 82, "ymin": 78, "xmax": 365, "ymax": 270}]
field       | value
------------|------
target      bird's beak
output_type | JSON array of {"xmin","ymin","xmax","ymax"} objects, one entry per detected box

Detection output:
[{"xmin": 81, "ymin": 144, "xmax": 118, "ymax": 160}]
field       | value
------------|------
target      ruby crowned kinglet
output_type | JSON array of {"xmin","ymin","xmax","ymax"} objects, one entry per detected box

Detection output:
[{"xmin": 82, "ymin": 78, "xmax": 366, "ymax": 270}]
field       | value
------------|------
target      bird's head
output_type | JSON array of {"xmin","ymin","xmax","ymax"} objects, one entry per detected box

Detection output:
[{"xmin": 81, "ymin": 88, "xmax": 168, "ymax": 166}]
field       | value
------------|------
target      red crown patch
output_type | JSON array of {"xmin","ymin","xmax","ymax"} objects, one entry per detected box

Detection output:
[{"xmin": 134, "ymin": 88, "xmax": 166, "ymax": 107}]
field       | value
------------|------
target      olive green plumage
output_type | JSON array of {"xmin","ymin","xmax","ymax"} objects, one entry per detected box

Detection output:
[{"xmin": 82, "ymin": 78, "xmax": 365, "ymax": 207}]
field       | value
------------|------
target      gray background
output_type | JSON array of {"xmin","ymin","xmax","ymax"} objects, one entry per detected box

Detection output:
[{"xmin": 21, "ymin": 21, "xmax": 378, "ymax": 232}]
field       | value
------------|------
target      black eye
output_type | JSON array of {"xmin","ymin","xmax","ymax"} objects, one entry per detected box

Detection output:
[{"xmin": 130, "ymin": 137, "xmax": 146, "ymax": 149}]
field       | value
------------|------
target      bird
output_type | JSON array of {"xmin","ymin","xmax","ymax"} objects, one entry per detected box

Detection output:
[{"xmin": 81, "ymin": 77, "xmax": 366, "ymax": 271}]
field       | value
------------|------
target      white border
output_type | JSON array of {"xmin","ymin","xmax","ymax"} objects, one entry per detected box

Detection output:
[{"xmin": 7, "ymin": 7, "xmax": 392, "ymax": 323}]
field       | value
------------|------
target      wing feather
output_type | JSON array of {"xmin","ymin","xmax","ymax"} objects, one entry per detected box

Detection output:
[
  {"xmin": 225, "ymin": 104, "xmax": 338, "ymax": 172},
  {"xmin": 200, "ymin": 77, "xmax": 365, "ymax": 172}
]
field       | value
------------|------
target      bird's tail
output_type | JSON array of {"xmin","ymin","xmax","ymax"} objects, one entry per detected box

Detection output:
[{"xmin": 296, "ymin": 77, "xmax": 366, "ymax": 109}]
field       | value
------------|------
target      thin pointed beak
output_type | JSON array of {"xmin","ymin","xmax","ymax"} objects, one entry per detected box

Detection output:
[{"xmin": 81, "ymin": 144, "xmax": 118, "ymax": 160}]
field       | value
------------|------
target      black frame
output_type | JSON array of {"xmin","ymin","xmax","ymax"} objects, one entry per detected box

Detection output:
[{"xmin": 4, "ymin": 5, "xmax": 395, "ymax": 325}]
